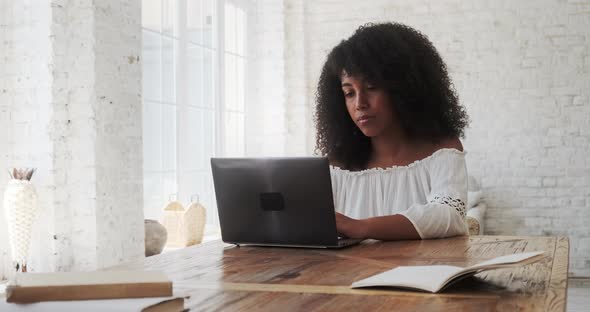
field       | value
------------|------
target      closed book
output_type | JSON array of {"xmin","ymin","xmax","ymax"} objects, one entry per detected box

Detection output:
[{"xmin": 6, "ymin": 271, "xmax": 173, "ymax": 303}]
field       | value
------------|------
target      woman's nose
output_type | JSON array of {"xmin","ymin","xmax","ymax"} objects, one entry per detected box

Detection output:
[{"xmin": 355, "ymin": 92, "xmax": 369, "ymax": 110}]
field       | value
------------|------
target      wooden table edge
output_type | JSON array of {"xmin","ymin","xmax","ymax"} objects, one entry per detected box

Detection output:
[{"xmin": 179, "ymin": 282, "xmax": 502, "ymax": 300}]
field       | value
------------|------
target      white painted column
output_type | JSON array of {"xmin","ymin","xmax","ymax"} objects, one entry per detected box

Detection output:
[
  {"xmin": 92, "ymin": 0, "xmax": 144, "ymax": 269},
  {"xmin": 284, "ymin": 0, "xmax": 310, "ymax": 156}
]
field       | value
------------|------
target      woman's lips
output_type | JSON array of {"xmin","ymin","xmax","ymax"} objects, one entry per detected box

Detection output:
[{"xmin": 357, "ymin": 116, "xmax": 374, "ymax": 126}]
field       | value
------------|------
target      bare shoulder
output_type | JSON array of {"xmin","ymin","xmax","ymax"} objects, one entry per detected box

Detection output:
[
  {"xmin": 412, "ymin": 137, "xmax": 463, "ymax": 164},
  {"xmin": 436, "ymin": 137, "xmax": 464, "ymax": 152}
]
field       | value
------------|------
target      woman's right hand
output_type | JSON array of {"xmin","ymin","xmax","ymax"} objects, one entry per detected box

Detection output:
[{"xmin": 335, "ymin": 212, "xmax": 368, "ymax": 239}]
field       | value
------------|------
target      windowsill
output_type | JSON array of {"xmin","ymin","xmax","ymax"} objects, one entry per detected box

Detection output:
[{"xmin": 161, "ymin": 225, "xmax": 221, "ymax": 254}]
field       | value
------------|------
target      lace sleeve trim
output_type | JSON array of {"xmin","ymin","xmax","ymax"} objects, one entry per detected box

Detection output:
[{"xmin": 431, "ymin": 195, "xmax": 466, "ymax": 218}]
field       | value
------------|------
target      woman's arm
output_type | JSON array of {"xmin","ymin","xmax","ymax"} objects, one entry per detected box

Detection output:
[{"xmin": 336, "ymin": 212, "xmax": 420, "ymax": 240}]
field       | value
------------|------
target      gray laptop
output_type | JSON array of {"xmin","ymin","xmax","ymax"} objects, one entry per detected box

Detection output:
[{"xmin": 211, "ymin": 157, "xmax": 362, "ymax": 248}]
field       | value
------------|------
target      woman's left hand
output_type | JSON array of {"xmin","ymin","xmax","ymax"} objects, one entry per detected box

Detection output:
[{"xmin": 335, "ymin": 212, "xmax": 368, "ymax": 239}]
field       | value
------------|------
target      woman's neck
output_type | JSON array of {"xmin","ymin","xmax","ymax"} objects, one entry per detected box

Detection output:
[{"xmin": 368, "ymin": 132, "xmax": 431, "ymax": 168}]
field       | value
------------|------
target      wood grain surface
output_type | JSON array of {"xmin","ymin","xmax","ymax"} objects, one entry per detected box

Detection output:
[{"xmin": 109, "ymin": 235, "xmax": 569, "ymax": 311}]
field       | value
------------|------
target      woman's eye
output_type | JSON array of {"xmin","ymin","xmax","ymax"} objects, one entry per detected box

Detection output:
[{"xmin": 343, "ymin": 91, "xmax": 354, "ymax": 98}]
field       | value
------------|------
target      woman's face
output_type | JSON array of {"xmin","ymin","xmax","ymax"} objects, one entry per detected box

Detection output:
[{"xmin": 341, "ymin": 74, "xmax": 397, "ymax": 138}]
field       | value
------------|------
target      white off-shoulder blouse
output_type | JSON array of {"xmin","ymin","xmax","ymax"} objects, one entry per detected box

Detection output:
[{"xmin": 329, "ymin": 148, "xmax": 468, "ymax": 239}]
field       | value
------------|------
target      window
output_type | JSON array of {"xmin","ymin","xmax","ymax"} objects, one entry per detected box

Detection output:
[{"xmin": 142, "ymin": 0, "xmax": 249, "ymax": 228}]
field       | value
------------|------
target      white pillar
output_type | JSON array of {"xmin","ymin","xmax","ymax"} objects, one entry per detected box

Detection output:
[{"xmin": 284, "ymin": 0, "xmax": 311, "ymax": 156}]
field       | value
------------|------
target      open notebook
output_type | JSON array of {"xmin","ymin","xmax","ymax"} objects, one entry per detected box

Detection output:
[{"xmin": 351, "ymin": 251, "xmax": 546, "ymax": 293}]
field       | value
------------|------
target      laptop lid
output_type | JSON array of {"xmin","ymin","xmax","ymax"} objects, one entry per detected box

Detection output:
[{"xmin": 211, "ymin": 157, "xmax": 341, "ymax": 247}]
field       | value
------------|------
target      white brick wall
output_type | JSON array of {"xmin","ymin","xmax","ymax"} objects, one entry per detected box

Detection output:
[
  {"xmin": 0, "ymin": 0, "xmax": 144, "ymax": 279},
  {"xmin": 270, "ymin": 0, "xmax": 590, "ymax": 276},
  {"xmin": 0, "ymin": 0, "xmax": 54, "ymax": 280}
]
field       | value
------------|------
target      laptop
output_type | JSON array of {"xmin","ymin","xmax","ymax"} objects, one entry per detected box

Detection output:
[{"xmin": 211, "ymin": 157, "xmax": 362, "ymax": 248}]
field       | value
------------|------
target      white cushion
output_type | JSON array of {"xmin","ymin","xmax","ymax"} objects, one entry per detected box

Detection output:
[
  {"xmin": 467, "ymin": 190, "xmax": 483, "ymax": 209},
  {"xmin": 468, "ymin": 175, "xmax": 481, "ymax": 192}
]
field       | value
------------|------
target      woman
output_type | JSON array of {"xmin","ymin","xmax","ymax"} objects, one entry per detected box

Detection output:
[{"xmin": 315, "ymin": 22, "xmax": 469, "ymax": 240}]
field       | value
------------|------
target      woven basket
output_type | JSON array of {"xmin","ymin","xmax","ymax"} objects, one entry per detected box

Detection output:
[{"xmin": 161, "ymin": 201, "xmax": 206, "ymax": 247}]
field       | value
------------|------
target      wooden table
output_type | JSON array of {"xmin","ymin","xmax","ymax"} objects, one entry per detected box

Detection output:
[{"xmin": 112, "ymin": 235, "xmax": 569, "ymax": 311}]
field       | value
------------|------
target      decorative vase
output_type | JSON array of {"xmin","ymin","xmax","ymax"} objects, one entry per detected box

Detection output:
[
  {"xmin": 3, "ymin": 168, "xmax": 38, "ymax": 272},
  {"xmin": 184, "ymin": 200, "xmax": 206, "ymax": 246},
  {"xmin": 144, "ymin": 219, "xmax": 167, "ymax": 257}
]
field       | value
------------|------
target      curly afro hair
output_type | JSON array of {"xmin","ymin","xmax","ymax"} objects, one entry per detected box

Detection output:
[{"xmin": 314, "ymin": 22, "xmax": 468, "ymax": 170}]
